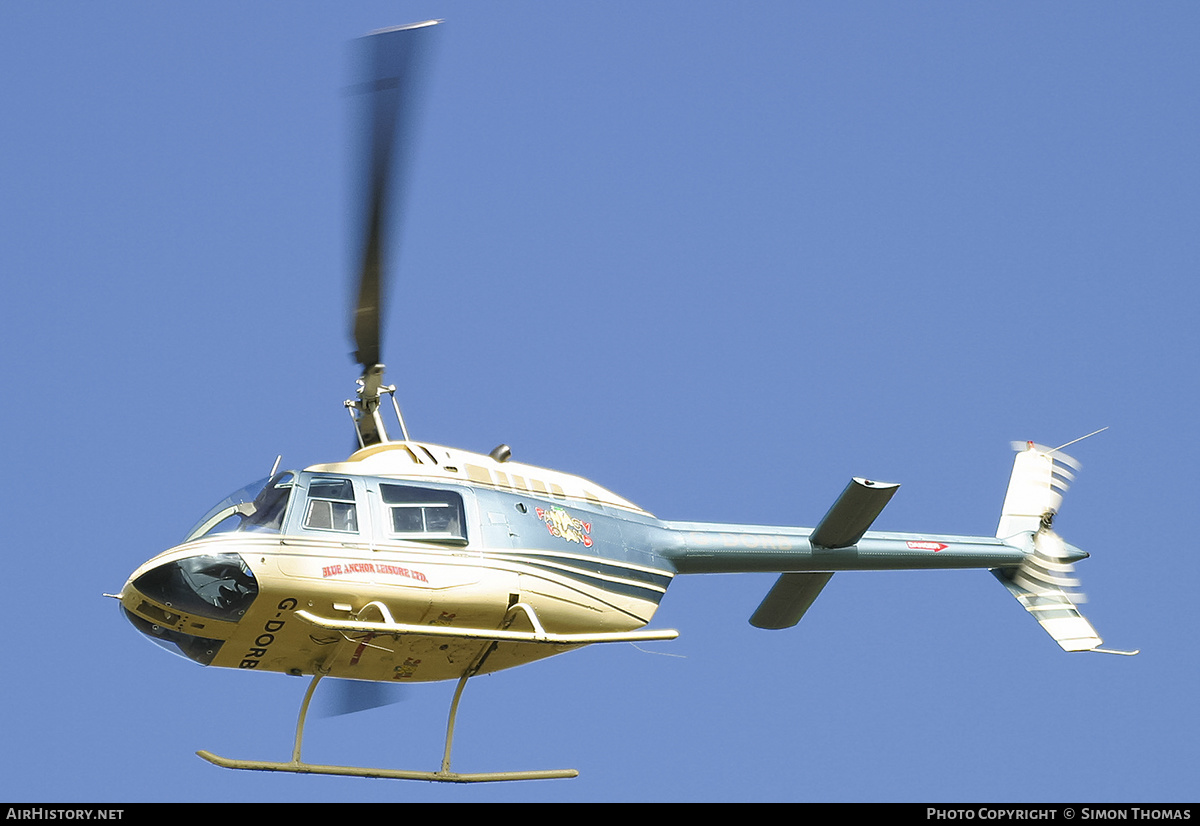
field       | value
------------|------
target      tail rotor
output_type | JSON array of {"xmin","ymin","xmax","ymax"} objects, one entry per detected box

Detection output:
[{"xmin": 992, "ymin": 436, "xmax": 1137, "ymax": 655}]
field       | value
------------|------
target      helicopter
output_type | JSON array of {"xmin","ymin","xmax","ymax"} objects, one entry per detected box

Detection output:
[{"xmin": 111, "ymin": 20, "xmax": 1136, "ymax": 784}]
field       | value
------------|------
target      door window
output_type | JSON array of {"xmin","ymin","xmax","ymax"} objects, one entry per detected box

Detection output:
[{"xmin": 303, "ymin": 477, "xmax": 359, "ymax": 533}]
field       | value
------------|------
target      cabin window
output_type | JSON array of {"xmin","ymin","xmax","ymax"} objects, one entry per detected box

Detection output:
[
  {"xmin": 303, "ymin": 477, "xmax": 359, "ymax": 533},
  {"xmin": 183, "ymin": 471, "xmax": 296, "ymax": 542},
  {"xmin": 380, "ymin": 484, "xmax": 467, "ymax": 544}
]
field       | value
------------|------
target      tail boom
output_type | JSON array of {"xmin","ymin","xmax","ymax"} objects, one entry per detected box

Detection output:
[{"xmin": 659, "ymin": 525, "xmax": 1028, "ymax": 575}]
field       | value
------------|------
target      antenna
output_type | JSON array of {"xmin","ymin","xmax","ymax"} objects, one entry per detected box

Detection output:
[{"xmin": 1049, "ymin": 427, "xmax": 1109, "ymax": 454}]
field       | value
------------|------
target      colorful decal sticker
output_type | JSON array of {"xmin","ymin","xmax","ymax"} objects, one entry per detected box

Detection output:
[
  {"xmin": 535, "ymin": 506, "xmax": 593, "ymax": 547},
  {"xmin": 906, "ymin": 541, "xmax": 948, "ymax": 552},
  {"xmin": 320, "ymin": 562, "xmax": 428, "ymax": 583}
]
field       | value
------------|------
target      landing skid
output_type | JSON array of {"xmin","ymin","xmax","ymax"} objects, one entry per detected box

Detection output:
[
  {"xmin": 196, "ymin": 751, "xmax": 577, "ymax": 783},
  {"xmin": 196, "ymin": 605, "xmax": 676, "ymax": 782},
  {"xmin": 198, "ymin": 668, "xmax": 577, "ymax": 783}
]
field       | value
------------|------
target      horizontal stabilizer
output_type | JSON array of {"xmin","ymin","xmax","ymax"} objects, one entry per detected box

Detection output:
[
  {"xmin": 810, "ymin": 477, "xmax": 900, "ymax": 549},
  {"xmin": 750, "ymin": 572, "xmax": 834, "ymax": 629}
]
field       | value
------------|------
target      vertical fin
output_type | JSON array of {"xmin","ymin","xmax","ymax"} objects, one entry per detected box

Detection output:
[
  {"xmin": 996, "ymin": 441, "xmax": 1078, "ymax": 540},
  {"xmin": 993, "ymin": 439, "xmax": 1136, "ymax": 655}
]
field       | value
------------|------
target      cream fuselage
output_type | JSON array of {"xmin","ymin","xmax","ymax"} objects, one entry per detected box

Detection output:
[{"xmin": 119, "ymin": 442, "xmax": 675, "ymax": 683}]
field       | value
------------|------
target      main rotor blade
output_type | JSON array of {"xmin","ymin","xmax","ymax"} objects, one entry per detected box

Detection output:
[
  {"xmin": 350, "ymin": 20, "xmax": 440, "ymax": 372},
  {"xmin": 316, "ymin": 678, "xmax": 407, "ymax": 718}
]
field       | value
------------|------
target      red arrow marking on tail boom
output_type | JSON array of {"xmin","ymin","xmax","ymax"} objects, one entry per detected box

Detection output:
[{"xmin": 906, "ymin": 541, "xmax": 948, "ymax": 551}]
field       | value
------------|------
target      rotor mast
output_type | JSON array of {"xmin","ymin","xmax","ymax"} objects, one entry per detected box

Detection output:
[{"xmin": 345, "ymin": 364, "xmax": 410, "ymax": 448}]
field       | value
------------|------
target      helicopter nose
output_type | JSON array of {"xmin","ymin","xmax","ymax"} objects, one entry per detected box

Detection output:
[
  {"xmin": 121, "ymin": 552, "xmax": 259, "ymax": 665},
  {"xmin": 129, "ymin": 552, "xmax": 259, "ymax": 621}
]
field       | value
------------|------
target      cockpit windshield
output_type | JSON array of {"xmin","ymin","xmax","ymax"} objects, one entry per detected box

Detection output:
[{"xmin": 184, "ymin": 472, "xmax": 296, "ymax": 542}]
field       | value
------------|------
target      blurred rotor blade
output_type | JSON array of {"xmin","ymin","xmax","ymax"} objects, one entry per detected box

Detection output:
[
  {"xmin": 317, "ymin": 678, "xmax": 408, "ymax": 718},
  {"xmin": 350, "ymin": 20, "xmax": 441, "ymax": 372}
]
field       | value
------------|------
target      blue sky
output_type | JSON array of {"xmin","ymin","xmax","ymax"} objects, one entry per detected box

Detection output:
[{"xmin": 2, "ymin": 1, "xmax": 1197, "ymax": 803}]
